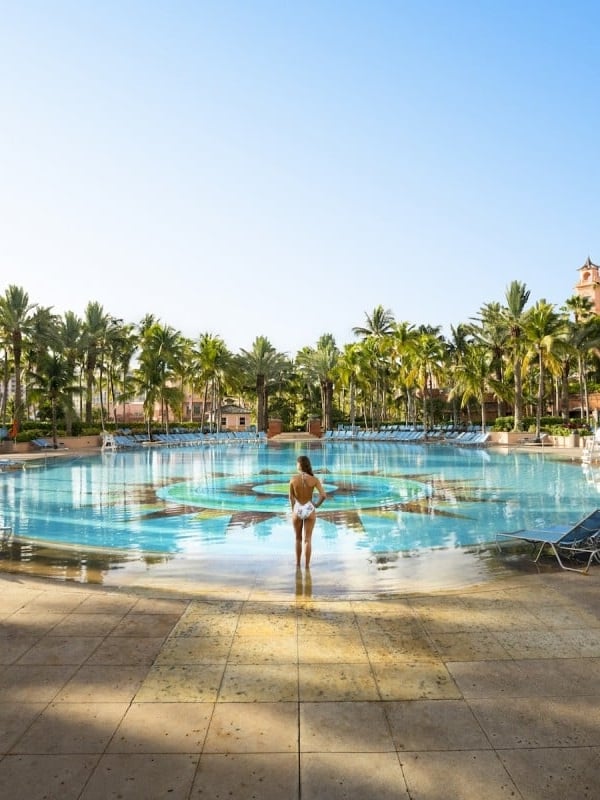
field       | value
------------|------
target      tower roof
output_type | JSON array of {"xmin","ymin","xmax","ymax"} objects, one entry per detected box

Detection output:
[{"xmin": 580, "ymin": 256, "xmax": 600, "ymax": 271}]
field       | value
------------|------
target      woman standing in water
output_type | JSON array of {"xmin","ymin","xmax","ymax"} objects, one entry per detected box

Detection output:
[{"xmin": 289, "ymin": 455, "xmax": 327, "ymax": 568}]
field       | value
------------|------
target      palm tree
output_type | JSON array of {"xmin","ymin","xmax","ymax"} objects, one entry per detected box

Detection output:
[
  {"xmin": 499, "ymin": 281, "xmax": 531, "ymax": 431},
  {"xmin": 468, "ymin": 301, "xmax": 510, "ymax": 418},
  {"xmin": 0, "ymin": 285, "xmax": 37, "ymax": 428},
  {"xmin": 406, "ymin": 328, "xmax": 447, "ymax": 429},
  {"xmin": 82, "ymin": 301, "xmax": 110, "ymax": 425},
  {"xmin": 136, "ymin": 323, "xmax": 184, "ymax": 434},
  {"xmin": 103, "ymin": 320, "xmax": 138, "ymax": 427},
  {"xmin": 389, "ymin": 321, "xmax": 418, "ymax": 425},
  {"xmin": 353, "ymin": 306, "xmax": 396, "ymax": 425},
  {"xmin": 297, "ymin": 334, "xmax": 339, "ymax": 431},
  {"xmin": 352, "ymin": 305, "xmax": 395, "ymax": 338},
  {"xmin": 336, "ymin": 342, "xmax": 367, "ymax": 429},
  {"xmin": 58, "ymin": 311, "xmax": 84, "ymax": 434},
  {"xmin": 237, "ymin": 336, "xmax": 289, "ymax": 433},
  {"xmin": 196, "ymin": 333, "xmax": 232, "ymax": 431},
  {"xmin": 30, "ymin": 352, "xmax": 79, "ymax": 448},
  {"xmin": 448, "ymin": 342, "xmax": 494, "ymax": 430},
  {"xmin": 523, "ymin": 300, "xmax": 569, "ymax": 439}
]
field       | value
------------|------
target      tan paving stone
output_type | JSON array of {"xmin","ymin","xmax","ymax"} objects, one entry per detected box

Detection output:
[
  {"xmin": 385, "ymin": 699, "xmax": 490, "ymax": 750},
  {"xmin": 0, "ymin": 634, "xmax": 40, "ymax": 664},
  {"xmin": 86, "ymin": 635, "xmax": 166, "ymax": 666},
  {"xmin": 414, "ymin": 593, "xmax": 553, "ymax": 632},
  {"xmin": 558, "ymin": 628, "xmax": 600, "ymax": 656},
  {"xmin": 400, "ymin": 750, "xmax": 518, "ymax": 800},
  {"xmin": 0, "ymin": 702, "xmax": 45, "ymax": 753},
  {"xmin": 110, "ymin": 612, "xmax": 181, "ymax": 637},
  {"xmin": 191, "ymin": 753, "xmax": 299, "ymax": 799},
  {"xmin": 458, "ymin": 599, "xmax": 550, "ymax": 631},
  {"xmin": 361, "ymin": 630, "xmax": 439, "ymax": 662},
  {"xmin": 300, "ymin": 701, "xmax": 393, "ymax": 752},
  {"xmin": 351, "ymin": 598, "xmax": 416, "ymax": 620},
  {"xmin": 301, "ymin": 752, "xmax": 408, "ymax": 799},
  {"xmin": 4, "ymin": 609, "xmax": 67, "ymax": 635},
  {"xmin": 108, "ymin": 702, "xmax": 213, "ymax": 753},
  {"xmin": 54, "ymin": 665, "xmax": 148, "ymax": 703},
  {"xmin": 75, "ymin": 592, "xmax": 137, "ymax": 614},
  {"xmin": 76, "ymin": 591, "xmax": 138, "ymax": 617},
  {"xmin": 493, "ymin": 629, "xmax": 576, "ymax": 658},
  {"xmin": 17, "ymin": 635, "xmax": 103, "ymax": 665},
  {"xmin": 185, "ymin": 599, "xmax": 243, "ymax": 615},
  {"xmin": 48, "ymin": 612, "xmax": 124, "ymax": 637},
  {"xmin": 298, "ymin": 634, "xmax": 368, "ymax": 664},
  {"xmin": 155, "ymin": 635, "xmax": 233, "ymax": 665},
  {"xmin": 0, "ymin": 664, "xmax": 78, "ymax": 702},
  {"xmin": 447, "ymin": 659, "xmax": 532, "ymax": 699},
  {"xmin": 0, "ymin": 589, "xmax": 43, "ymax": 617},
  {"xmin": 297, "ymin": 611, "xmax": 359, "ymax": 637},
  {"xmin": 129, "ymin": 597, "xmax": 189, "ymax": 615},
  {"xmin": 499, "ymin": 746, "xmax": 600, "ymax": 800},
  {"xmin": 204, "ymin": 701, "xmax": 297, "ymax": 752},
  {"xmin": 0, "ymin": 753, "xmax": 99, "ymax": 800},
  {"xmin": 429, "ymin": 630, "xmax": 511, "ymax": 661},
  {"xmin": 136, "ymin": 664, "xmax": 225, "ymax": 702},
  {"xmin": 525, "ymin": 602, "xmax": 600, "ymax": 629},
  {"xmin": 13, "ymin": 702, "xmax": 128, "ymax": 754},
  {"xmin": 171, "ymin": 613, "xmax": 239, "ymax": 637},
  {"xmin": 79, "ymin": 753, "xmax": 198, "ymax": 799},
  {"xmin": 372, "ymin": 660, "xmax": 461, "ymax": 700},
  {"xmin": 218, "ymin": 664, "xmax": 298, "ymax": 702},
  {"xmin": 299, "ymin": 663, "xmax": 379, "ymax": 701},
  {"xmin": 228, "ymin": 634, "xmax": 298, "ymax": 664},
  {"xmin": 235, "ymin": 614, "xmax": 297, "ymax": 637},
  {"xmin": 11, "ymin": 592, "xmax": 87, "ymax": 614},
  {"xmin": 470, "ymin": 696, "xmax": 600, "ymax": 748}
]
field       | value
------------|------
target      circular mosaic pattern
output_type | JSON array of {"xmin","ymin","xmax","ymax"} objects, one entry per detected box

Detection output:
[{"xmin": 157, "ymin": 472, "xmax": 430, "ymax": 512}]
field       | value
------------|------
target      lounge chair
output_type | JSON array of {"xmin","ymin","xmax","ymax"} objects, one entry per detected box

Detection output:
[
  {"xmin": 496, "ymin": 508, "xmax": 600, "ymax": 573},
  {"xmin": 30, "ymin": 438, "xmax": 66, "ymax": 450}
]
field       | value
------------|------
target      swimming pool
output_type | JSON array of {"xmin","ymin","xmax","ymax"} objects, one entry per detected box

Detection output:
[{"xmin": 0, "ymin": 441, "xmax": 589, "ymax": 593}]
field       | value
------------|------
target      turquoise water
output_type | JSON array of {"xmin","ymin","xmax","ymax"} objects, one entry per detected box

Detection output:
[{"xmin": 0, "ymin": 441, "xmax": 589, "ymax": 563}]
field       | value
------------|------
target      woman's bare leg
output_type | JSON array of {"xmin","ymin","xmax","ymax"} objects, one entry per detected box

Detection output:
[
  {"xmin": 303, "ymin": 515, "xmax": 316, "ymax": 567},
  {"xmin": 293, "ymin": 517, "xmax": 304, "ymax": 566}
]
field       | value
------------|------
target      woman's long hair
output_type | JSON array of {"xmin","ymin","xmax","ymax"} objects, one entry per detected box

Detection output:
[{"xmin": 297, "ymin": 455, "xmax": 314, "ymax": 476}]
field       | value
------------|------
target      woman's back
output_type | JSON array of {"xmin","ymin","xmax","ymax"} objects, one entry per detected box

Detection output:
[{"xmin": 290, "ymin": 472, "xmax": 318, "ymax": 504}]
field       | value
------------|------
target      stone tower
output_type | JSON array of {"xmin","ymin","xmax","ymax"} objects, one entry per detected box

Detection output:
[{"xmin": 574, "ymin": 256, "xmax": 600, "ymax": 313}]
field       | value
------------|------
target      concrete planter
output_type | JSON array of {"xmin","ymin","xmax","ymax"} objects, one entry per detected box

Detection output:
[
  {"xmin": 0, "ymin": 436, "xmax": 101, "ymax": 454},
  {"xmin": 551, "ymin": 434, "xmax": 582, "ymax": 448}
]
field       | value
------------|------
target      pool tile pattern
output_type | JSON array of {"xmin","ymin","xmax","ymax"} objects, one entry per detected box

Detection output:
[{"xmin": 1, "ymin": 568, "xmax": 600, "ymax": 799}]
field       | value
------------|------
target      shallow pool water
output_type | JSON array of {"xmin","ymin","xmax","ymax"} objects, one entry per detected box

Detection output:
[{"xmin": 0, "ymin": 440, "xmax": 589, "ymax": 593}]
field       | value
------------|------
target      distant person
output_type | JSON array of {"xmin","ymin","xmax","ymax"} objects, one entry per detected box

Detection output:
[{"xmin": 289, "ymin": 455, "xmax": 326, "ymax": 568}]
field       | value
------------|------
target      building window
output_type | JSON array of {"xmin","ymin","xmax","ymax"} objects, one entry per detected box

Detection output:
[
  {"xmin": 221, "ymin": 417, "xmax": 227, "ymax": 427},
  {"xmin": 239, "ymin": 417, "xmax": 246, "ymax": 426}
]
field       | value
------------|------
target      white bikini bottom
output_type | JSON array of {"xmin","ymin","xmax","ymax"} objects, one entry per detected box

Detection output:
[{"xmin": 293, "ymin": 501, "xmax": 315, "ymax": 520}]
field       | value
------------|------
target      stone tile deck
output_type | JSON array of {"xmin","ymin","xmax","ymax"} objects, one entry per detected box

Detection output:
[{"xmin": 1, "ymin": 568, "xmax": 600, "ymax": 799}]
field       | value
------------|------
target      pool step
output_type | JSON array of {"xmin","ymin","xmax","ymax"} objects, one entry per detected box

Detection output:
[{"xmin": 269, "ymin": 432, "xmax": 320, "ymax": 442}]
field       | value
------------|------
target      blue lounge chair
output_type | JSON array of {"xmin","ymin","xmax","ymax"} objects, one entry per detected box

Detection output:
[
  {"xmin": 496, "ymin": 508, "xmax": 600, "ymax": 573},
  {"xmin": 30, "ymin": 438, "xmax": 66, "ymax": 450}
]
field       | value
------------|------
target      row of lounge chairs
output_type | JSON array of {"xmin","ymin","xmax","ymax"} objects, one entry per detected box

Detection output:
[
  {"xmin": 102, "ymin": 430, "xmax": 267, "ymax": 451},
  {"xmin": 323, "ymin": 428, "xmax": 490, "ymax": 446}
]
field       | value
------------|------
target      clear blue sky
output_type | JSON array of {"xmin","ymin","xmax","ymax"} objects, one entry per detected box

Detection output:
[{"xmin": 2, "ymin": 1, "xmax": 598, "ymax": 356}]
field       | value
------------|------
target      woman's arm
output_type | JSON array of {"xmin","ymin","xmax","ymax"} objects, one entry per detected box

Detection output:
[
  {"xmin": 289, "ymin": 480, "xmax": 296, "ymax": 510},
  {"xmin": 313, "ymin": 477, "xmax": 327, "ymax": 508}
]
